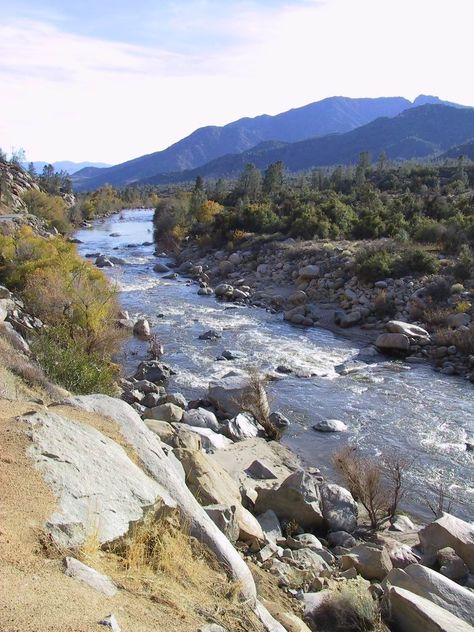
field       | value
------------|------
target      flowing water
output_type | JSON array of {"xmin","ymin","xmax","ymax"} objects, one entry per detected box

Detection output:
[{"xmin": 76, "ymin": 209, "xmax": 474, "ymax": 522}]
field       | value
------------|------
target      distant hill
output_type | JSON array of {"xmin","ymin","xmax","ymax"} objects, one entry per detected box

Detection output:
[
  {"xmin": 25, "ymin": 161, "xmax": 111, "ymax": 175},
  {"xmin": 140, "ymin": 105, "xmax": 474, "ymax": 184},
  {"xmin": 73, "ymin": 95, "xmax": 460, "ymax": 191},
  {"xmin": 440, "ymin": 139, "xmax": 474, "ymax": 161}
]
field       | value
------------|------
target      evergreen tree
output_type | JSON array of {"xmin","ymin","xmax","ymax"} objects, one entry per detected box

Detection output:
[
  {"xmin": 234, "ymin": 163, "xmax": 262, "ymax": 202},
  {"xmin": 190, "ymin": 176, "xmax": 207, "ymax": 215},
  {"xmin": 263, "ymin": 161, "xmax": 284, "ymax": 196}
]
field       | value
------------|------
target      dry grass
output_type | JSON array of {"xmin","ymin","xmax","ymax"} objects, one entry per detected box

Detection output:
[
  {"xmin": 421, "ymin": 306, "xmax": 451, "ymax": 329},
  {"xmin": 236, "ymin": 369, "xmax": 281, "ymax": 440},
  {"xmin": 434, "ymin": 324, "xmax": 474, "ymax": 354}
]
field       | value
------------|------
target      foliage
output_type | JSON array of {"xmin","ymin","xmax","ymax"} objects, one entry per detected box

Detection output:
[
  {"xmin": 22, "ymin": 189, "xmax": 71, "ymax": 233},
  {"xmin": 356, "ymin": 244, "xmax": 439, "ymax": 282},
  {"xmin": 310, "ymin": 583, "xmax": 383, "ymax": 632}
]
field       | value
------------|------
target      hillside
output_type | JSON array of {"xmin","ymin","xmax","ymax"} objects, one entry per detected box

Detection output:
[
  {"xmin": 24, "ymin": 161, "xmax": 111, "ymax": 175},
  {"xmin": 73, "ymin": 95, "xmax": 457, "ymax": 191},
  {"xmin": 142, "ymin": 104, "xmax": 474, "ymax": 183},
  {"xmin": 441, "ymin": 139, "xmax": 474, "ymax": 161}
]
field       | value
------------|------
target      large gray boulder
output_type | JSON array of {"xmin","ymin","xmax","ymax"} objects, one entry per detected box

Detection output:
[
  {"xmin": 63, "ymin": 395, "xmax": 257, "ymax": 602},
  {"xmin": 384, "ymin": 563, "xmax": 474, "ymax": 626},
  {"xmin": 143, "ymin": 402, "xmax": 183, "ymax": 423},
  {"xmin": 182, "ymin": 407, "xmax": 219, "ymax": 431},
  {"xmin": 22, "ymin": 410, "xmax": 175, "ymax": 548},
  {"xmin": 254, "ymin": 470, "xmax": 324, "ymax": 530},
  {"xmin": 386, "ymin": 320, "xmax": 430, "ymax": 340},
  {"xmin": 341, "ymin": 543, "xmax": 393, "ymax": 580},
  {"xmin": 320, "ymin": 483, "xmax": 358, "ymax": 533},
  {"xmin": 388, "ymin": 586, "xmax": 473, "ymax": 632},
  {"xmin": 220, "ymin": 412, "xmax": 260, "ymax": 441},
  {"xmin": 418, "ymin": 512, "xmax": 474, "ymax": 572},
  {"xmin": 208, "ymin": 374, "xmax": 269, "ymax": 418},
  {"xmin": 376, "ymin": 333, "xmax": 410, "ymax": 353},
  {"xmin": 64, "ymin": 557, "xmax": 117, "ymax": 597},
  {"xmin": 257, "ymin": 509, "xmax": 282, "ymax": 544}
]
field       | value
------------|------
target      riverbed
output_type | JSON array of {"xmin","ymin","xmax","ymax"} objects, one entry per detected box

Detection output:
[{"xmin": 76, "ymin": 208, "xmax": 474, "ymax": 522}]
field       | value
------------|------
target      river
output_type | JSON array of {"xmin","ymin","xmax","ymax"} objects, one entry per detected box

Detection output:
[{"xmin": 75, "ymin": 208, "xmax": 474, "ymax": 523}]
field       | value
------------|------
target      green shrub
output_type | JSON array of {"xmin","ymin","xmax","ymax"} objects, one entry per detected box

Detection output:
[
  {"xmin": 393, "ymin": 248, "xmax": 440, "ymax": 277},
  {"xmin": 22, "ymin": 189, "xmax": 71, "ymax": 233},
  {"xmin": 357, "ymin": 249, "xmax": 396, "ymax": 282},
  {"xmin": 32, "ymin": 325, "xmax": 117, "ymax": 395},
  {"xmin": 425, "ymin": 276, "xmax": 452, "ymax": 303}
]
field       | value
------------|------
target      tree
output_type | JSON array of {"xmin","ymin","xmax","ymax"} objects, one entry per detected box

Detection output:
[
  {"xmin": 27, "ymin": 162, "xmax": 37, "ymax": 178},
  {"xmin": 189, "ymin": 176, "xmax": 207, "ymax": 216},
  {"xmin": 234, "ymin": 163, "xmax": 262, "ymax": 202},
  {"xmin": 9, "ymin": 147, "xmax": 25, "ymax": 166},
  {"xmin": 263, "ymin": 161, "xmax": 284, "ymax": 196}
]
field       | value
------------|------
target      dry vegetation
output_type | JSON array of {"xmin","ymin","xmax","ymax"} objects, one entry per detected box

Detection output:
[{"xmin": 236, "ymin": 368, "xmax": 281, "ymax": 440}]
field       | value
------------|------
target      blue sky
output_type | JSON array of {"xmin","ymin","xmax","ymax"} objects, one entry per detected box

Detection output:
[{"xmin": 0, "ymin": 0, "xmax": 472, "ymax": 163}]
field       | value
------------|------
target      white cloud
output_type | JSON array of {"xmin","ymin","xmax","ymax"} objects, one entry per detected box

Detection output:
[{"xmin": 0, "ymin": 0, "xmax": 473, "ymax": 164}]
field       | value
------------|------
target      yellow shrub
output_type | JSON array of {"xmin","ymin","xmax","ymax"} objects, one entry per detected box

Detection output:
[
  {"xmin": 455, "ymin": 300, "xmax": 471, "ymax": 313},
  {"xmin": 22, "ymin": 189, "xmax": 70, "ymax": 233},
  {"xmin": 196, "ymin": 200, "xmax": 223, "ymax": 223}
]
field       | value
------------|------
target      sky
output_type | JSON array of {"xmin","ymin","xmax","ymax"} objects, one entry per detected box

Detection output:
[{"xmin": 1, "ymin": 0, "xmax": 473, "ymax": 165}]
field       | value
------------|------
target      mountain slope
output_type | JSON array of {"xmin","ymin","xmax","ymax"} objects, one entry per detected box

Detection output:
[
  {"xmin": 141, "ymin": 105, "xmax": 474, "ymax": 184},
  {"xmin": 24, "ymin": 161, "xmax": 110, "ymax": 175},
  {"xmin": 73, "ymin": 95, "xmax": 457, "ymax": 191},
  {"xmin": 441, "ymin": 139, "xmax": 474, "ymax": 161}
]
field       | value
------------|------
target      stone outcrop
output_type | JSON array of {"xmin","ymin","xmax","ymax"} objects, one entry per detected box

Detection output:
[{"xmin": 418, "ymin": 512, "xmax": 474, "ymax": 572}]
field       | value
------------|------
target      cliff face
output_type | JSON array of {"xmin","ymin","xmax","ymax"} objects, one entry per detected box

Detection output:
[{"xmin": 0, "ymin": 160, "xmax": 40, "ymax": 214}]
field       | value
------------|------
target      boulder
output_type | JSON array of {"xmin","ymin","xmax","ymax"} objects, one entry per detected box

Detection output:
[
  {"xmin": 203, "ymin": 504, "xmax": 239, "ymax": 544},
  {"xmin": 95, "ymin": 255, "xmax": 114, "ymax": 268},
  {"xmin": 22, "ymin": 410, "xmax": 176, "ymax": 548},
  {"xmin": 214, "ymin": 284, "xmax": 234, "ymax": 298},
  {"xmin": 269, "ymin": 411, "xmax": 291, "ymax": 430},
  {"xmin": 141, "ymin": 392, "xmax": 164, "ymax": 408},
  {"xmin": 437, "ymin": 547, "xmax": 469, "ymax": 580},
  {"xmin": 220, "ymin": 412, "xmax": 260, "ymax": 441},
  {"xmin": 144, "ymin": 419, "xmax": 175, "ymax": 444},
  {"xmin": 199, "ymin": 329, "xmax": 222, "ymax": 340},
  {"xmin": 386, "ymin": 320, "xmax": 430, "ymax": 340},
  {"xmin": 153, "ymin": 262, "xmax": 170, "ymax": 273},
  {"xmin": 298, "ymin": 265, "xmax": 320, "ymax": 280},
  {"xmin": 418, "ymin": 513, "xmax": 474, "ymax": 572},
  {"xmin": 245, "ymin": 459, "xmax": 278, "ymax": 480},
  {"xmin": 375, "ymin": 333, "xmax": 410, "ymax": 353},
  {"xmin": 313, "ymin": 419, "xmax": 347, "ymax": 433},
  {"xmin": 384, "ymin": 563, "xmax": 474, "ymax": 626},
  {"xmin": 144, "ymin": 403, "xmax": 183, "ymax": 423},
  {"xmin": 174, "ymin": 449, "xmax": 264, "ymax": 545},
  {"xmin": 174, "ymin": 424, "xmax": 232, "ymax": 451},
  {"xmin": 208, "ymin": 374, "xmax": 269, "ymax": 418},
  {"xmin": 447, "ymin": 312, "xmax": 470, "ymax": 329},
  {"xmin": 182, "ymin": 407, "xmax": 219, "ymax": 432},
  {"xmin": 388, "ymin": 586, "xmax": 473, "ymax": 632},
  {"xmin": 288, "ymin": 290, "xmax": 307, "ymax": 305},
  {"xmin": 133, "ymin": 360, "xmax": 173, "ymax": 384},
  {"xmin": 327, "ymin": 530, "xmax": 357, "ymax": 549},
  {"xmin": 63, "ymin": 395, "xmax": 257, "ymax": 601},
  {"xmin": 254, "ymin": 470, "xmax": 324, "ymax": 530},
  {"xmin": 98, "ymin": 614, "xmax": 121, "ymax": 631},
  {"xmin": 64, "ymin": 557, "xmax": 117, "ymax": 597},
  {"xmin": 320, "ymin": 483, "xmax": 358, "ymax": 533},
  {"xmin": 341, "ymin": 544, "xmax": 393, "ymax": 580},
  {"xmin": 334, "ymin": 309, "xmax": 362, "ymax": 328},
  {"xmin": 165, "ymin": 392, "xmax": 188, "ymax": 409},
  {"xmin": 257, "ymin": 509, "xmax": 283, "ymax": 544},
  {"xmin": 172, "ymin": 426, "xmax": 203, "ymax": 451}
]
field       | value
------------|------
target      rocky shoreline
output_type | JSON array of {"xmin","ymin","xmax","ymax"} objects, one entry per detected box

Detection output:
[{"xmin": 156, "ymin": 236, "xmax": 474, "ymax": 383}]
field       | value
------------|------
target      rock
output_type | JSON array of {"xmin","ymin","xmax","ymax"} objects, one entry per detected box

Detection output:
[
  {"xmin": 288, "ymin": 290, "xmax": 308, "ymax": 305},
  {"xmin": 22, "ymin": 410, "xmax": 176, "ymax": 548},
  {"xmin": 95, "ymin": 255, "xmax": 114, "ymax": 268},
  {"xmin": 221, "ymin": 349, "xmax": 243, "ymax": 360},
  {"xmin": 198, "ymin": 286, "xmax": 214, "ymax": 296},
  {"xmin": 386, "ymin": 320, "xmax": 430, "ymax": 340},
  {"xmin": 132, "ymin": 380, "xmax": 164, "ymax": 395},
  {"xmin": 0, "ymin": 285, "xmax": 12, "ymax": 299},
  {"xmin": 203, "ymin": 504, "xmax": 239, "ymax": 544},
  {"xmin": 298, "ymin": 265, "xmax": 320, "ymax": 279},
  {"xmin": 198, "ymin": 625, "xmax": 228, "ymax": 632},
  {"xmin": 63, "ymin": 395, "xmax": 257, "ymax": 601},
  {"xmin": 293, "ymin": 533, "xmax": 323, "ymax": 550},
  {"xmin": 175, "ymin": 425, "xmax": 233, "ymax": 451},
  {"xmin": 153, "ymin": 262, "xmax": 170, "ymax": 272},
  {"xmin": 254, "ymin": 600, "xmax": 288, "ymax": 632},
  {"xmin": 220, "ymin": 412, "xmax": 260, "ymax": 441},
  {"xmin": 208, "ymin": 374, "xmax": 270, "ymax": 417},
  {"xmin": 384, "ymin": 563, "xmax": 474, "ymax": 626},
  {"xmin": 98, "ymin": 614, "xmax": 121, "ymax": 631},
  {"xmin": 320, "ymin": 483, "xmax": 358, "ymax": 533},
  {"xmin": 447, "ymin": 312, "xmax": 471, "ymax": 328},
  {"xmin": 327, "ymin": 530, "xmax": 357, "ymax": 548},
  {"xmin": 182, "ymin": 407, "xmax": 219, "ymax": 431},
  {"xmin": 418, "ymin": 513, "xmax": 474, "ymax": 572},
  {"xmin": 334, "ymin": 309, "xmax": 362, "ymax": 328},
  {"xmin": 172, "ymin": 426, "xmax": 203, "ymax": 451},
  {"xmin": 341, "ymin": 544, "xmax": 393, "ymax": 580},
  {"xmin": 144, "ymin": 419, "xmax": 175, "ymax": 444},
  {"xmin": 64, "ymin": 557, "xmax": 117, "ymax": 597},
  {"xmin": 267, "ymin": 558, "xmax": 316, "ymax": 590},
  {"xmin": 144, "ymin": 402, "xmax": 184, "ymax": 423},
  {"xmin": 165, "ymin": 392, "xmax": 188, "ymax": 409},
  {"xmin": 141, "ymin": 392, "xmax": 164, "ymax": 408},
  {"xmin": 214, "ymin": 284, "xmax": 234, "ymax": 298},
  {"xmin": 376, "ymin": 332, "xmax": 410, "ymax": 353},
  {"xmin": 257, "ymin": 510, "xmax": 283, "ymax": 544},
  {"xmin": 0, "ymin": 322, "xmax": 30, "ymax": 354},
  {"xmin": 437, "ymin": 547, "xmax": 469, "ymax": 580},
  {"xmin": 133, "ymin": 360, "xmax": 173, "ymax": 384},
  {"xmin": 390, "ymin": 514, "xmax": 416, "ymax": 532},
  {"xmin": 313, "ymin": 418, "xmax": 347, "ymax": 433},
  {"xmin": 388, "ymin": 586, "xmax": 473, "ymax": 632},
  {"xmin": 174, "ymin": 449, "xmax": 264, "ymax": 545},
  {"xmin": 199, "ymin": 329, "xmax": 222, "ymax": 340},
  {"xmin": 254, "ymin": 470, "xmax": 324, "ymax": 531},
  {"xmin": 269, "ymin": 411, "xmax": 290, "ymax": 429},
  {"xmin": 245, "ymin": 459, "xmax": 278, "ymax": 480},
  {"xmin": 133, "ymin": 318, "xmax": 151, "ymax": 338}
]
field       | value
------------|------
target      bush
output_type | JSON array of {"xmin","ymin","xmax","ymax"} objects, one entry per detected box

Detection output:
[
  {"xmin": 425, "ymin": 276, "xmax": 452, "ymax": 303},
  {"xmin": 32, "ymin": 325, "xmax": 118, "ymax": 394},
  {"xmin": 309, "ymin": 583, "xmax": 382, "ymax": 632},
  {"xmin": 22, "ymin": 189, "xmax": 71, "ymax": 233},
  {"xmin": 393, "ymin": 248, "xmax": 440, "ymax": 277},
  {"xmin": 435, "ymin": 325, "xmax": 474, "ymax": 355},
  {"xmin": 357, "ymin": 248, "xmax": 396, "ymax": 283}
]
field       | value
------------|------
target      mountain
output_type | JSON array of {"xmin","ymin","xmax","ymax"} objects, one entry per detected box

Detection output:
[
  {"xmin": 140, "ymin": 104, "xmax": 474, "ymax": 184},
  {"xmin": 25, "ymin": 161, "xmax": 111, "ymax": 175},
  {"xmin": 440, "ymin": 139, "xmax": 474, "ymax": 161},
  {"xmin": 73, "ymin": 95, "xmax": 459, "ymax": 191}
]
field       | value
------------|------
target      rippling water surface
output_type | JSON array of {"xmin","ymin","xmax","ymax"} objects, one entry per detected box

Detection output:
[{"xmin": 76, "ymin": 209, "xmax": 474, "ymax": 522}]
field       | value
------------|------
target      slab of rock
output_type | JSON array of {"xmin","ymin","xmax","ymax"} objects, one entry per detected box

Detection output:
[
  {"xmin": 174, "ymin": 448, "xmax": 264, "ymax": 545},
  {"xmin": 386, "ymin": 320, "xmax": 430, "ymax": 340},
  {"xmin": 388, "ymin": 586, "xmax": 473, "ymax": 632},
  {"xmin": 328, "ymin": 530, "xmax": 357, "ymax": 548},
  {"xmin": 204, "ymin": 504, "xmax": 239, "ymax": 544},
  {"xmin": 144, "ymin": 402, "xmax": 183, "ymax": 423},
  {"xmin": 133, "ymin": 360, "xmax": 173, "ymax": 384},
  {"xmin": 22, "ymin": 410, "xmax": 175, "ymax": 548},
  {"xmin": 63, "ymin": 395, "xmax": 257, "ymax": 602},
  {"xmin": 208, "ymin": 374, "xmax": 270, "ymax": 417},
  {"xmin": 257, "ymin": 509, "xmax": 283, "ymax": 544},
  {"xmin": 419, "ymin": 512, "xmax": 474, "ymax": 572},
  {"xmin": 437, "ymin": 547, "xmax": 469, "ymax": 580},
  {"xmin": 254, "ymin": 470, "xmax": 324, "ymax": 531},
  {"xmin": 174, "ymin": 424, "xmax": 232, "ymax": 451},
  {"xmin": 320, "ymin": 483, "xmax": 358, "ymax": 533},
  {"xmin": 384, "ymin": 564, "xmax": 474, "ymax": 626},
  {"xmin": 145, "ymin": 419, "xmax": 175, "ymax": 444},
  {"xmin": 341, "ymin": 543, "xmax": 393, "ymax": 580},
  {"xmin": 98, "ymin": 614, "xmax": 121, "ymax": 631},
  {"xmin": 313, "ymin": 419, "xmax": 347, "ymax": 433},
  {"xmin": 153, "ymin": 262, "xmax": 170, "ymax": 272},
  {"xmin": 133, "ymin": 318, "xmax": 151, "ymax": 339},
  {"xmin": 199, "ymin": 329, "xmax": 222, "ymax": 340},
  {"xmin": 220, "ymin": 413, "xmax": 260, "ymax": 441},
  {"xmin": 64, "ymin": 557, "xmax": 117, "ymax": 597},
  {"xmin": 376, "ymin": 332, "xmax": 410, "ymax": 353},
  {"xmin": 245, "ymin": 459, "xmax": 278, "ymax": 480},
  {"xmin": 182, "ymin": 407, "xmax": 219, "ymax": 431}
]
